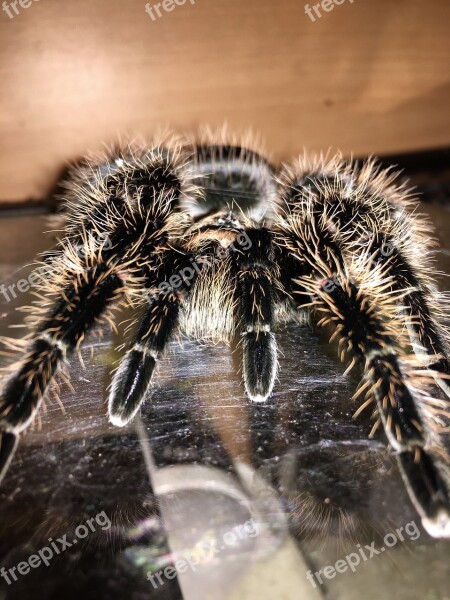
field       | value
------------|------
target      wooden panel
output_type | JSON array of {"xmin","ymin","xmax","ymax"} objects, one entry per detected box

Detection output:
[{"xmin": 0, "ymin": 0, "xmax": 449, "ymax": 202}]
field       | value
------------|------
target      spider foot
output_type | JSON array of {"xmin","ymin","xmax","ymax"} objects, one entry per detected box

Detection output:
[
  {"xmin": 0, "ymin": 431, "xmax": 18, "ymax": 484},
  {"xmin": 422, "ymin": 508, "xmax": 450, "ymax": 539},
  {"xmin": 108, "ymin": 348, "xmax": 157, "ymax": 427},
  {"xmin": 397, "ymin": 449, "xmax": 450, "ymax": 539},
  {"xmin": 242, "ymin": 331, "xmax": 277, "ymax": 403}
]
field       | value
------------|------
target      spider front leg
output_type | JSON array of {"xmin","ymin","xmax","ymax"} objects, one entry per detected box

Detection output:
[
  {"xmin": 275, "ymin": 214, "xmax": 450, "ymax": 538},
  {"xmin": 0, "ymin": 260, "xmax": 124, "ymax": 481},
  {"xmin": 108, "ymin": 291, "xmax": 180, "ymax": 426},
  {"xmin": 310, "ymin": 270, "xmax": 450, "ymax": 537},
  {"xmin": 365, "ymin": 231, "xmax": 450, "ymax": 392},
  {"xmin": 108, "ymin": 251, "xmax": 197, "ymax": 426},
  {"xmin": 235, "ymin": 228, "xmax": 279, "ymax": 402},
  {"xmin": 301, "ymin": 268, "xmax": 450, "ymax": 537}
]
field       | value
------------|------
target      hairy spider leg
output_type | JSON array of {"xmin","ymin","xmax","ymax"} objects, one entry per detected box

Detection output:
[
  {"xmin": 235, "ymin": 227, "xmax": 278, "ymax": 401},
  {"xmin": 109, "ymin": 251, "xmax": 198, "ymax": 426},
  {"xmin": 274, "ymin": 198, "xmax": 450, "ymax": 538},
  {"xmin": 0, "ymin": 263, "xmax": 123, "ymax": 482},
  {"xmin": 310, "ymin": 274, "xmax": 449, "ymax": 534},
  {"xmin": 278, "ymin": 161, "xmax": 450, "ymax": 397},
  {"xmin": 364, "ymin": 231, "xmax": 450, "ymax": 391},
  {"xmin": 0, "ymin": 148, "xmax": 190, "ymax": 482}
]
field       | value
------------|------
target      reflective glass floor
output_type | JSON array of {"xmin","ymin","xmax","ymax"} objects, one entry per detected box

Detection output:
[{"xmin": 0, "ymin": 199, "xmax": 449, "ymax": 600}]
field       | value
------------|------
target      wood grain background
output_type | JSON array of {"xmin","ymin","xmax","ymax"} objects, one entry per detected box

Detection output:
[{"xmin": 0, "ymin": 0, "xmax": 449, "ymax": 203}]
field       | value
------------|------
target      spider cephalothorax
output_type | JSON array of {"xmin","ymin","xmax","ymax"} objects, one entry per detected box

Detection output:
[{"xmin": 1, "ymin": 132, "xmax": 450, "ymax": 538}]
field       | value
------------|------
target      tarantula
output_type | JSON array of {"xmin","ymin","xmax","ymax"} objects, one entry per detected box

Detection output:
[{"xmin": 0, "ymin": 132, "xmax": 450, "ymax": 539}]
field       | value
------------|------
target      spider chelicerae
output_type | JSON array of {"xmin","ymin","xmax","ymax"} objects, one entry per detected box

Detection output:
[{"xmin": 0, "ymin": 131, "xmax": 449, "ymax": 539}]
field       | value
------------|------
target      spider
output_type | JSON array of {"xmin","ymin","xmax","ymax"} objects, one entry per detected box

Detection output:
[{"xmin": 0, "ymin": 131, "xmax": 449, "ymax": 539}]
